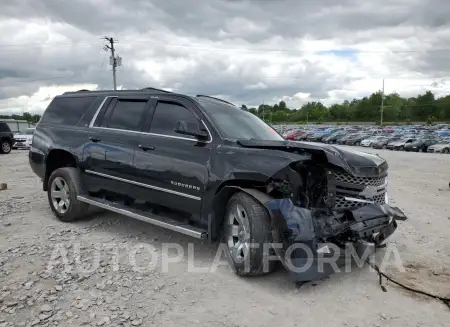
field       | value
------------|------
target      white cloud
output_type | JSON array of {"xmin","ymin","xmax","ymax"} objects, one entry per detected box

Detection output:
[{"xmin": 0, "ymin": 84, "xmax": 98, "ymax": 115}]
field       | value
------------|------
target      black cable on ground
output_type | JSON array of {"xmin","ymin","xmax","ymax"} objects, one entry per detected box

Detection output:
[{"xmin": 368, "ymin": 261, "xmax": 450, "ymax": 310}]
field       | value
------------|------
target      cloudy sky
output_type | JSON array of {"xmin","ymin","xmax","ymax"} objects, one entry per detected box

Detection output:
[{"xmin": 1, "ymin": 0, "xmax": 450, "ymax": 115}]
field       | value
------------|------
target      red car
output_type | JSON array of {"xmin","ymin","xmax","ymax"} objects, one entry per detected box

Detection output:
[{"xmin": 283, "ymin": 129, "xmax": 306, "ymax": 140}]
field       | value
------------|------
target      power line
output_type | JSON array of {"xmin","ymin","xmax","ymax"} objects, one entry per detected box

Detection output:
[
  {"xmin": 2, "ymin": 72, "xmax": 450, "ymax": 85},
  {"xmin": 0, "ymin": 39, "xmax": 450, "ymax": 54}
]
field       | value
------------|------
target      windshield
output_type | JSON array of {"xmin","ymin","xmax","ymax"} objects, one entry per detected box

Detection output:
[
  {"xmin": 24, "ymin": 128, "xmax": 34, "ymax": 135},
  {"xmin": 198, "ymin": 99, "xmax": 284, "ymax": 141}
]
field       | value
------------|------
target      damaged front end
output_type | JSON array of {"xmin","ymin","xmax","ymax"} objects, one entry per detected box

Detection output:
[
  {"xmin": 262, "ymin": 147, "xmax": 406, "ymax": 281},
  {"xmin": 234, "ymin": 140, "xmax": 407, "ymax": 281},
  {"xmin": 266, "ymin": 199, "xmax": 406, "ymax": 281}
]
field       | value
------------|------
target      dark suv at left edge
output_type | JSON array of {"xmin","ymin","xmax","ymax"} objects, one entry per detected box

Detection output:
[{"xmin": 0, "ymin": 122, "xmax": 13, "ymax": 154}]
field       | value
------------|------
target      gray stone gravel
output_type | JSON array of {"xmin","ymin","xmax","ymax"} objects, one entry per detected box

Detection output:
[{"xmin": 0, "ymin": 149, "xmax": 450, "ymax": 326}]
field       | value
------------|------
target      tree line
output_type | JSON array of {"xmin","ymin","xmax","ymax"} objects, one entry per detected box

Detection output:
[
  {"xmin": 246, "ymin": 91, "xmax": 450, "ymax": 124},
  {"xmin": 0, "ymin": 112, "xmax": 41, "ymax": 123},
  {"xmin": 1, "ymin": 90, "xmax": 450, "ymax": 125}
]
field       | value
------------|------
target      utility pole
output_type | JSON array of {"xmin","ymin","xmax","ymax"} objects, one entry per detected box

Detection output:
[
  {"xmin": 262, "ymin": 101, "xmax": 265, "ymax": 121},
  {"xmin": 380, "ymin": 79, "xmax": 385, "ymax": 126},
  {"xmin": 103, "ymin": 37, "xmax": 122, "ymax": 90}
]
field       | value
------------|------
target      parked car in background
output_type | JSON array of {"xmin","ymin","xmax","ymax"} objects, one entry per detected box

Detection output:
[
  {"xmin": 427, "ymin": 138, "xmax": 450, "ymax": 153},
  {"xmin": 360, "ymin": 135, "xmax": 385, "ymax": 147},
  {"xmin": 371, "ymin": 136, "xmax": 390, "ymax": 149},
  {"xmin": 0, "ymin": 121, "xmax": 14, "ymax": 154},
  {"xmin": 336, "ymin": 133, "xmax": 354, "ymax": 145},
  {"xmin": 283, "ymin": 129, "xmax": 305, "ymax": 140},
  {"xmin": 306, "ymin": 132, "xmax": 326, "ymax": 142},
  {"xmin": 12, "ymin": 128, "xmax": 35, "ymax": 149},
  {"xmin": 387, "ymin": 137, "xmax": 417, "ymax": 151},
  {"xmin": 345, "ymin": 133, "xmax": 370, "ymax": 146},
  {"xmin": 404, "ymin": 136, "xmax": 440, "ymax": 152},
  {"xmin": 322, "ymin": 130, "xmax": 347, "ymax": 144}
]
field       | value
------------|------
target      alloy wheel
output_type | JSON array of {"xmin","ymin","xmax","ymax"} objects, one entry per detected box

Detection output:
[
  {"xmin": 50, "ymin": 177, "xmax": 71, "ymax": 214},
  {"xmin": 225, "ymin": 204, "xmax": 250, "ymax": 264},
  {"xmin": 1, "ymin": 142, "xmax": 10, "ymax": 153}
]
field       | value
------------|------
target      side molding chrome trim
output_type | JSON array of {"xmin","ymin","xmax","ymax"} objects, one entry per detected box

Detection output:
[
  {"xmin": 84, "ymin": 170, "xmax": 202, "ymax": 201},
  {"xmin": 77, "ymin": 196, "xmax": 207, "ymax": 239}
]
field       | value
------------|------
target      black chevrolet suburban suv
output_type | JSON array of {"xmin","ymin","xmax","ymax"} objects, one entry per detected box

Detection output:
[
  {"xmin": 29, "ymin": 87, "xmax": 407, "ymax": 281},
  {"xmin": 0, "ymin": 122, "xmax": 14, "ymax": 154}
]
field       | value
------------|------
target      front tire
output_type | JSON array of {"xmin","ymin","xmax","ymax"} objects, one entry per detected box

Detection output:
[
  {"xmin": 0, "ymin": 140, "xmax": 11, "ymax": 154},
  {"xmin": 223, "ymin": 192, "xmax": 277, "ymax": 277},
  {"xmin": 443, "ymin": 148, "xmax": 449, "ymax": 154},
  {"xmin": 47, "ymin": 167, "xmax": 89, "ymax": 222}
]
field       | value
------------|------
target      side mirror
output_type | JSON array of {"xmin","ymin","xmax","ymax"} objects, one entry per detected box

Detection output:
[{"xmin": 174, "ymin": 120, "xmax": 209, "ymax": 140}]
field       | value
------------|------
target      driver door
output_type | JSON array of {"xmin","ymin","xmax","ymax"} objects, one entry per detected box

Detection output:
[{"xmin": 133, "ymin": 96, "xmax": 213, "ymax": 216}]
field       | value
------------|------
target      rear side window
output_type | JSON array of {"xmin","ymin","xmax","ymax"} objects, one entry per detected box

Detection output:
[
  {"xmin": 0, "ymin": 123, "xmax": 11, "ymax": 132},
  {"xmin": 40, "ymin": 96, "xmax": 97, "ymax": 125},
  {"xmin": 99, "ymin": 99, "xmax": 148, "ymax": 132},
  {"xmin": 149, "ymin": 101, "xmax": 198, "ymax": 138}
]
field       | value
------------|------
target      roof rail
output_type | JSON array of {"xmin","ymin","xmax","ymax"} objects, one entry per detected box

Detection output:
[
  {"xmin": 196, "ymin": 95, "xmax": 236, "ymax": 106},
  {"xmin": 140, "ymin": 87, "xmax": 172, "ymax": 93}
]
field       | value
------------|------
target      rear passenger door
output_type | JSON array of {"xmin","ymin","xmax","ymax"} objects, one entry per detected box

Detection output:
[
  {"xmin": 80, "ymin": 96, "xmax": 151, "ymax": 197},
  {"xmin": 133, "ymin": 97, "xmax": 212, "ymax": 215}
]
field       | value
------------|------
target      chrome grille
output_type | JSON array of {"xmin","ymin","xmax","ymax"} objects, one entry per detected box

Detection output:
[
  {"xmin": 333, "ymin": 171, "xmax": 387, "ymax": 210},
  {"xmin": 334, "ymin": 171, "xmax": 386, "ymax": 187},
  {"xmin": 334, "ymin": 194, "xmax": 386, "ymax": 209}
]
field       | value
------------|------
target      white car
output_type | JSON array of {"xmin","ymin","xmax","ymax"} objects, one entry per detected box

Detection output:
[
  {"xmin": 360, "ymin": 136, "xmax": 384, "ymax": 147},
  {"xmin": 12, "ymin": 128, "xmax": 35, "ymax": 149}
]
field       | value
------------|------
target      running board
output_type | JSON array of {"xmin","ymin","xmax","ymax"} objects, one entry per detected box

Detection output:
[{"xmin": 77, "ymin": 195, "xmax": 208, "ymax": 239}]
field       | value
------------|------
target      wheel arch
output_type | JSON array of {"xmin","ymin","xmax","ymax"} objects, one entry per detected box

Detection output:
[
  {"xmin": 44, "ymin": 149, "xmax": 78, "ymax": 191},
  {"xmin": 208, "ymin": 180, "xmax": 274, "ymax": 242}
]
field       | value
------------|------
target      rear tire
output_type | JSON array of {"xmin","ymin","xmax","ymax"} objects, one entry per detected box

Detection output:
[
  {"xmin": 47, "ymin": 167, "xmax": 89, "ymax": 222},
  {"xmin": 382, "ymin": 144, "xmax": 387, "ymax": 149},
  {"xmin": 443, "ymin": 148, "xmax": 449, "ymax": 154},
  {"xmin": 223, "ymin": 192, "xmax": 277, "ymax": 277}
]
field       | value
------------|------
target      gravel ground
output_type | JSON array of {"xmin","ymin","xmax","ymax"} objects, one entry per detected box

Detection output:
[{"xmin": 0, "ymin": 148, "xmax": 450, "ymax": 327}]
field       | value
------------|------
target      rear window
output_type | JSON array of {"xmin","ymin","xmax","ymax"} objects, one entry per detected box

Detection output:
[
  {"xmin": 0, "ymin": 123, "xmax": 11, "ymax": 133},
  {"xmin": 40, "ymin": 96, "xmax": 97, "ymax": 125}
]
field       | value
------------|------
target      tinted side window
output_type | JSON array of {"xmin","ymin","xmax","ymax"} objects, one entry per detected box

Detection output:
[
  {"xmin": 0, "ymin": 123, "xmax": 11, "ymax": 132},
  {"xmin": 101, "ymin": 100, "xmax": 148, "ymax": 132},
  {"xmin": 150, "ymin": 102, "xmax": 198, "ymax": 138},
  {"xmin": 40, "ymin": 96, "xmax": 97, "ymax": 125}
]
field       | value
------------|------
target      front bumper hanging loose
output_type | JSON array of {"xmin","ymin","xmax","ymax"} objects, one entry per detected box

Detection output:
[{"xmin": 265, "ymin": 199, "xmax": 407, "ymax": 282}]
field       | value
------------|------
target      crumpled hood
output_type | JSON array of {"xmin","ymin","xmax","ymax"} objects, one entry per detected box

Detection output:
[{"xmin": 237, "ymin": 139, "xmax": 388, "ymax": 177}]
